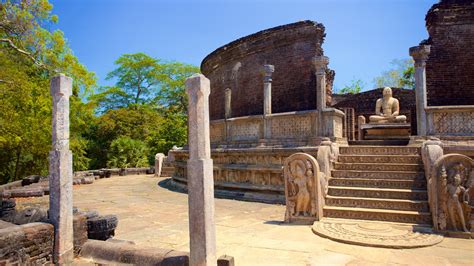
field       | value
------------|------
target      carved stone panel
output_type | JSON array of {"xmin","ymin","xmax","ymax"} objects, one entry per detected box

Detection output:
[
  {"xmin": 284, "ymin": 153, "xmax": 323, "ymax": 224},
  {"xmin": 271, "ymin": 115, "xmax": 312, "ymax": 139},
  {"xmin": 433, "ymin": 111, "xmax": 474, "ymax": 135},
  {"xmin": 433, "ymin": 154, "xmax": 474, "ymax": 235},
  {"xmin": 210, "ymin": 122, "xmax": 225, "ymax": 142}
]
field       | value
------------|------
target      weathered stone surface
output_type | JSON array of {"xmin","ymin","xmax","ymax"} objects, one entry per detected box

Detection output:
[
  {"xmin": 12, "ymin": 207, "xmax": 48, "ymax": 225},
  {"xmin": 284, "ymin": 153, "xmax": 323, "ymax": 224},
  {"xmin": 48, "ymin": 74, "xmax": 74, "ymax": 264},
  {"xmin": 87, "ymin": 215, "xmax": 118, "ymax": 240},
  {"xmin": 410, "ymin": 45, "xmax": 430, "ymax": 135},
  {"xmin": 217, "ymin": 255, "xmax": 235, "ymax": 266},
  {"xmin": 80, "ymin": 239, "xmax": 190, "ymax": 265},
  {"xmin": 186, "ymin": 73, "xmax": 217, "ymax": 266},
  {"xmin": 312, "ymin": 219, "xmax": 443, "ymax": 248},
  {"xmin": 432, "ymin": 154, "xmax": 474, "ymax": 237},
  {"xmin": 155, "ymin": 153, "xmax": 165, "ymax": 177}
]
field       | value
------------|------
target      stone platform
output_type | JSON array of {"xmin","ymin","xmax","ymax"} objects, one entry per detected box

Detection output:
[
  {"xmin": 359, "ymin": 123, "xmax": 411, "ymax": 140},
  {"xmin": 312, "ymin": 218, "xmax": 443, "ymax": 249}
]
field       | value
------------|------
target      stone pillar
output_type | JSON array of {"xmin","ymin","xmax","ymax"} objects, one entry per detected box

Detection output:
[
  {"xmin": 313, "ymin": 56, "xmax": 329, "ymax": 136},
  {"xmin": 224, "ymin": 88, "xmax": 232, "ymax": 119},
  {"xmin": 48, "ymin": 74, "xmax": 74, "ymax": 264},
  {"xmin": 262, "ymin": 64, "xmax": 274, "ymax": 116},
  {"xmin": 154, "ymin": 153, "xmax": 165, "ymax": 177},
  {"xmin": 185, "ymin": 74, "xmax": 217, "ymax": 266},
  {"xmin": 262, "ymin": 64, "xmax": 274, "ymax": 140},
  {"xmin": 409, "ymin": 45, "xmax": 430, "ymax": 136}
]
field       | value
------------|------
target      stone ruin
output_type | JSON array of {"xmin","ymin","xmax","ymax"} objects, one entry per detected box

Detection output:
[{"xmin": 168, "ymin": 0, "xmax": 474, "ymax": 245}]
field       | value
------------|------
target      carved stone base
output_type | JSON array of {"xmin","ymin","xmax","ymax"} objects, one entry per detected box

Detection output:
[
  {"xmin": 312, "ymin": 218, "xmax": 443, "ymax": 248},
  {"xmin": 360, "ymin": 123, "xmax": 411, "ymax": 140}
]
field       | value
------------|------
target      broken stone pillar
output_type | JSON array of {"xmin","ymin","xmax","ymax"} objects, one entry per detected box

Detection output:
[
  {"xmin": 185, "ymin": 74, "xmax": 217, "ymax": 266},
  {"xmin": 154, "ymin": 153, "xmax": 165, "ymax": 177},
  {"xmin": 224, "ymin": 88, "xmax": 232, "ymax": 119},
  {"xmin": 48, "ymin": 74, "xmax": 74, "ymax": 264},
  {"xmin": 409, "ymin": 45, "xmax": 430, "ymax": 136},
  {"xmin": 313, "ymin": 56, "xmax": 329, "ymax": 136}
]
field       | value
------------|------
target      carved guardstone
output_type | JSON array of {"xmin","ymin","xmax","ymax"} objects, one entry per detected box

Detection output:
[
  {"xmin": 48, "ymin": 74, "xmax": 74, "ymax": 263},
  {"xmin": 284, "ymin": 153, "xmax": 323, "ymax": 224},
  {"xmin": 433, "ymin": 154, "xmax": 474, "ymax": 238}
]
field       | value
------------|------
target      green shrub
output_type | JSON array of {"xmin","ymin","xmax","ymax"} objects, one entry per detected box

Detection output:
[{"xmin": 107, "ymin": 136, "xmax": 149, "ymax": 168}]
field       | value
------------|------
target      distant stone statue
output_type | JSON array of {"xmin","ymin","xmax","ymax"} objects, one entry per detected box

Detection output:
[{"xmin": 369, "ymin": 87, "xmax": 407, "ymax": 123}]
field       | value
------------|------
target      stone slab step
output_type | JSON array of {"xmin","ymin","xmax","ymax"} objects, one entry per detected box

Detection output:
[
  {"xmin": 348, "ymin": 140, "xmax": 409, "ymax": 146},
  {"xmin": 329, "ymin": 178, "xmax": 426, "ymax": 189},
  {"xmin": 328, "ymin": 186, "xmax": 428, "ymax": 200},
  {"xmin": 338, "ymin": 155, "xmax": 421, "ymax": 164},
  {"xmin": 334, "ymin": 162, "xmax": 423, "ymax": 172},
  {"xmin": 332, "ymin": 170, "xmax": 424, "ymax": 180},
  {"xmin": 325, "ymin": 195, "xmax": 430, "ymax": 212},
  {"xmin": 340, "ymin": 146, "xmax": 420, "ymax": 156},
  {"xmin": 323, "ymin": 206, "xmax": 432, "ymax": 224}
]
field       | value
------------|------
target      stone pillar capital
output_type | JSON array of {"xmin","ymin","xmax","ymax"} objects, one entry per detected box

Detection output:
[
  {"xmin": 50, "ymin": 74, "xmax": 72, "ymax": 97},
  {"xmin": 262, "ymin": 64, "xmax": 275, "ymax": 82},
  {"xmin": 185, "ymin": 73, "xmax": 210, "ymax": 100},
  {"xmin": 409, "ymin": 45, "xmax": 431, "ymax": 67},
  {"xmin": 312, "ymin": 56, "xmax": 329, "ymax": 75}
]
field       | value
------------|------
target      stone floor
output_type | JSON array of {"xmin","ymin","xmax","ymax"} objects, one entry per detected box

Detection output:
[{"xmin": 17, "ymin": 175, "xmax": 474, "ymax": 265}]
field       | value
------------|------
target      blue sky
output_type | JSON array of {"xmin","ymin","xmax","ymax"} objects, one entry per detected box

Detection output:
[{"xmin": 50, "ymin": 0, "xmax": 436, "ymax": 92}]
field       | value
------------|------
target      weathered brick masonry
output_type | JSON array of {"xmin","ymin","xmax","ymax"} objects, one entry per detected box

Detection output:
[
  {"xmin": 333, "ymin": 88, "xmax": 416, "ymax": 134},
  {"xmin": 424, "ymin": 0, "xmax": 474, "ymax": 106},
  {"xmin": 201, "ymin": 20, "xmax": 334, "ymax": 120}
]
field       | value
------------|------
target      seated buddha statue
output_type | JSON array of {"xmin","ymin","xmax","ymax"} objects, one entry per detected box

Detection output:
[{"xmin": 369, "ymin": 87, "xmax": 407, "ymax": 123}]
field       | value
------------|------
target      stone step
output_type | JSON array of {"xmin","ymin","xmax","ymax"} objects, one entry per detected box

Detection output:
[
  {"xmin": 332, "ymin": 170, "xmax": 424, "ymax": 180},
  {"xmin": 340, "ymin": 146, "xmax": 420, "ymax": 156},
  {"xmin": 329, "ymin": 178, "xmax": 426, "ymax": 189},
  {"xmin": 328, "ymin": 186, "xmax": 428, "ymax": 200},
  {"xmin": 325, "ymin": 195, "xmax": 430, "ymax": 212},
  {"xmin": 338, "ymin": 155, "xmax": 421, "ymax": 164},
  {"xmin": 323, "ymin": 206, "xmax": 432, "ymax": 224},
  {"xmin": 334, "ymin": 162, "xmax": 423, "ymax": 172},
  {"xmin": 348, "ymin": 140, "xmax": 409, "ymax": 146}
]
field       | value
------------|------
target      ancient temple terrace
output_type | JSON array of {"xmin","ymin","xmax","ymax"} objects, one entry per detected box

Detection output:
[
  {"xmin": 14, "ymin": 174, "xmax": 474, "ymax": 265},
  {"xmin": 1, "ymin": 0, "xmax": 473, "ymax": 265}
]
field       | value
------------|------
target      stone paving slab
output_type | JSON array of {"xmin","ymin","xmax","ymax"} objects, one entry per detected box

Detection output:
[{"xmin": 15, "ymin": 175, "xmax": 474, "ymax": 265}]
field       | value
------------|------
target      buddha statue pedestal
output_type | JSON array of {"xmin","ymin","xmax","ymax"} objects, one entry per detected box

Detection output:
[{"xmin": 357, "ymin": 87, "xmax": 411, "ymax": 140}]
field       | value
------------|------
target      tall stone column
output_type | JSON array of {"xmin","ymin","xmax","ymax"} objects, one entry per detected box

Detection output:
[
  {"xmin": 185, "ymin": 74, "xmax": 217, "ymax": 266},
  {"xmin": 48, "ymin": 74, "xmax": 74, "ymax": 264},
  {"xmin": 262, "ymin": 64, "xmax": 274, "ymax": 140},
  {"xmin": 224, "ymin": 88, "xmax": 232, "ymax": 119},
  {"xmin": 409, "ymin": 45, "xmax": 430, "ymax": 136},
  {"xmin": 313, "ymin": 56, "xmax": 329, "ymax": 136}
]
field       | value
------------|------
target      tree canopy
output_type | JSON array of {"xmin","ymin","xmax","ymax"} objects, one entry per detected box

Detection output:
[{"xmin": 373, "ymin": 59, "xmax": 415, "ymax": 89}]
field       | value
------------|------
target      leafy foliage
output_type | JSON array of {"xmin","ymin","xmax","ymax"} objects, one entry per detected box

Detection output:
[
  {"xmin": 107, "ymin": 136, "xmax": 149, "ymax": 168},
  {"xmin": 373, "ymin": 59, "xmax": 415, "ymax": 89},
  {"xmin": 338, "ymin": 79, "xmax": 365, "ymax": 94}
]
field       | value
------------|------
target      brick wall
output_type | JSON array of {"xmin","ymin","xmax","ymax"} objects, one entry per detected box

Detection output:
[
  {"xmin": 0, "ymin": 222, "xmax": 54, "ymax": 264},
  {"xmin": 201, "ymin": 21, "xmax": 334, "ymax": 120},
  {"xmin": 424, "ymin": 0, "xmax": 474, "ymax": 106},
  {"xmin": 332, "ymin": 88, "xmax": 417, "ymax": 134}
]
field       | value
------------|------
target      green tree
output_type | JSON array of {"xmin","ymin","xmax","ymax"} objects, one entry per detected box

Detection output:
[
  {"xmin": 338, "ymin": 79, "xmax": 365, "ymax": 94},
  {"xmin": 0, "ymin": 0, "xmax": 96, "ymax": 183},
  {"xmin": 373, "ymin": 59, "xmax": 415, "ymax": 89},
  {"xmin": 107, "ymin": 136, "xmax": 149, "ymax": 168}
]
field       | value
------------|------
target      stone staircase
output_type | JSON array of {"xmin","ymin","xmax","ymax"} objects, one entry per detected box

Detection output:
[
  {"xmin": 324, "ymin": 146, "xmax": 431, "ymax": 224},
  {"xmin": 160, "ymin": 161, "xmax": 175, "ymax": 177}
]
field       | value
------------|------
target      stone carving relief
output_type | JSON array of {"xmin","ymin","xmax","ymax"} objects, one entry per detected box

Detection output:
[
  {"xmin": 334, "ymin": 117, "xmax": 343, "ymax": 138},
  {"xmin": 229, "ymin": 120, "xmax": 261, "ymax": 141},
  {"xmin": 433, "ymin": 154, "xmax": 474, "ymax": 234},
  {"xmin": 210, "ymin": 122, "xmax": 225, "ymax": 142},
  {"xmin": 271, "ymin": 115, "xmax": 312, "ymax": 139},
  {"xmin": 433, "ymin": 111, "xmax": 474, "ymax": 135},
  {"xmin": 284, "ymin": 153, "xmax": 323, "ymax": 224}
]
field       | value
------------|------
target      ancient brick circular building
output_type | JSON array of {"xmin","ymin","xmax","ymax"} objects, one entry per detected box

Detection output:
[{"xmin": 201, "ymin": 20, "xmax": 335, "ymax": 120}]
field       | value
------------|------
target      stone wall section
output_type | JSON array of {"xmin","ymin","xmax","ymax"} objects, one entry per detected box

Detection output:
[
  {"xmin": 424, "ymin": 0, "xmax": 474, "ymax": 106},
  {"xmin": 202, "ymin": 21, "xmax": 334, "ymax": 120}
]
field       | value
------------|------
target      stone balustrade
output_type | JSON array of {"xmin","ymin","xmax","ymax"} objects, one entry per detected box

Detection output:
[{"xmin": 425, "ymin": 106, "xmax": 474, "ymax": 136}]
